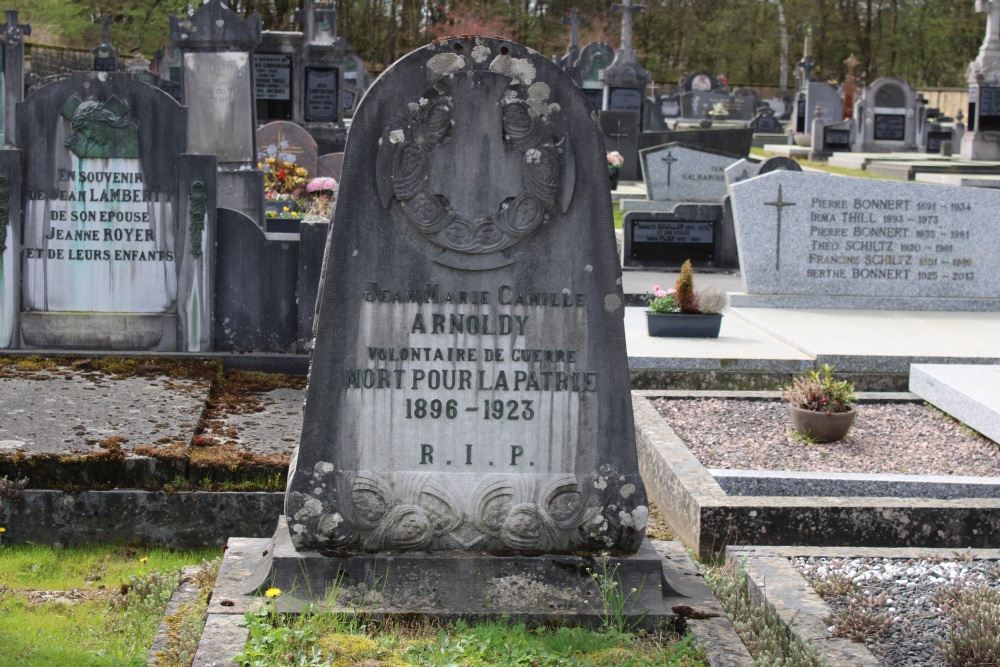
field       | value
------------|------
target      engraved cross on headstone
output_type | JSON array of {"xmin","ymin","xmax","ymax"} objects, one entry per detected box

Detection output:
[
  {"xmin": 611, "ymin": 0, "xmax": 645, "ymax": 60},
  {"xmin": 661, "ymin": 150, "xmax": 677, "ymax": 187},
  {"xmin": 765, "ymin": 184, "xmax": 795, "ymax": 270},
  {"xmin": 4, "ymin": 10, "xmax": 29, "ymax": 43},
  {"xmin": 607, "ymin": 121, "xmax": 629, "ymax": 152},
  {"xmin": 562, "ymin": 8, "xmax": 588, "ymax": 50}
]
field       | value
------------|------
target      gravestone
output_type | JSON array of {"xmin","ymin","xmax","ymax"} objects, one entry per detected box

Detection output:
[
  {"xmin": 600, "ymin": 110, "xmax": 640, "ymax": 180},
  {"xmin": 755, "ymin": 156, "xmax": 802, "ymax": 176},
  {"xmin": 659, "ymin": 94, "xmax": 680, "ymax": 120},
  {"xmin": 602, "ymin": 0, "xmax": 650, "ymax": 126},
  {"xmin": 724, "ymin": 158, "xmax": 758, "ymax": 186},
  {"xmin": 577, "ymin": 42, "xmax": 614, "ymax": 111},
  {"xmin": 254, "ymin": 50, "xmax": 295, "ymax": 121},
  {"xmin": 269, "ymin": 39, "xmax": 674, "ymax": 616},
  {"xmin": 749, "ymin": 106, "xmax": 782, "ymax": 134},
  {"xmin": 259, "ymin": 38, "xmax": 685, "ymax": 618},
  {"xmin": 4, "ymin": 72, "xmax": 216, "ymax": 351},
  {"xmin": 730, "ymin": 170, "xmax": 1000, "ymax": 310},
  {"xmin": 680, "ymin": 71, "xmax": 718, "ymax": 92},
  {"xmin": 640, "ymin": 143, "xmax": 739, "ymax": 203},
  {"xmin": 316, "ymin": 151, "xmax": 343, "ymax": 180},
  {"xmin": 793, "ymin": 82, "xmax": 841, "ymax": 135},
  {"xmin": 962, "ymin": 0, "xmax": 1000, "ymax": 159},
  {"xmin": 855, "ymin": 77, "xmax": 921, "ymax": 152},
  {"xmin": 171, "ymin": 0, "xmax": 263, "ymax": 221},
  {"xmin": 257, "ymin": 120, "xmax": 319, "ymax": 178}
]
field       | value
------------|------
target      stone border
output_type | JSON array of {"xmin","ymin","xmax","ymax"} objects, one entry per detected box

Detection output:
[
  {"xmin": 186, "ymin": 534, "xmax": 755, "ymax": 667},
  {"xmin": 722, "ymin": 546, "xmax": 1000, "ymax": 667},
  {"xmin": 0, "ymin": 490, "xmax": 283, "ymax": 546},
  {"xmin": 633, "ymin": 391, "xmax": 1000, "ymax": 557}
]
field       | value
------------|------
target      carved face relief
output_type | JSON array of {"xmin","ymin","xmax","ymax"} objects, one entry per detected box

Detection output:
[{"xmin": 59, "ymin": 95, "xmax": 139, "ymax": 159}]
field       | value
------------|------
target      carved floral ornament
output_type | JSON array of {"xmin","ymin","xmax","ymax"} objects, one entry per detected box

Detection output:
[
  {"xmin": 286, "ymin": 465, "xmax": 615, "ymax": 553},
  {"xmin": 376, "ymin": 56, "xmax": 575, "ymax": 269}
]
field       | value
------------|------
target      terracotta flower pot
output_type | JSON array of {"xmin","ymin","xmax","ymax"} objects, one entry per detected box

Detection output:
[{"xmin": 788, "ymin": 405, "xmax": 857, "ymax": 443}]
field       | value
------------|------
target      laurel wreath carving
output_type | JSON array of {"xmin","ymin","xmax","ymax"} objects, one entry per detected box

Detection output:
[{"xmin": 385, "ymin": 87, "xmax": 568, "ymax": 256}]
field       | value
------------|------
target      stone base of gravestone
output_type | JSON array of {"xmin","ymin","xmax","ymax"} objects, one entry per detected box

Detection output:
[
  {"xmin": 20, "ymin": 312, "xmax": 178, "ymax": 350},
  {"xmin": 243, "ymin": 518, "xmax": 700, "ymax": 625},
  {"xmin": 218, "ymin": 168, "xmax": 266, "ymax": 225},
  {"xmin": 960, "ymin": 130, "xmax": 1000, "ymax": 161}
]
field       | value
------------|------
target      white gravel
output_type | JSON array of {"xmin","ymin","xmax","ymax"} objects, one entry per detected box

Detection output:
[
  {"xmin": 795, "ymin": 556, "xmax": 1000, "ymax": 666},
  {"xmin": 653, "ymin": 398, "xmax": 1000, "ymax": 477}
]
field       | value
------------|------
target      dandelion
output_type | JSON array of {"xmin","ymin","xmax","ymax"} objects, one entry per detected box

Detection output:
[
  {"xmin": 139, "ymin": 556, "xmax": 148, "ymax": 563},
  {"xmin": 264, "ymin": 587, "xmax": 281, "ymax": 598}
]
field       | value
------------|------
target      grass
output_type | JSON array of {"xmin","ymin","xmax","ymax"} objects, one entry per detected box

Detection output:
[
  {"xmin": 0, "ymin": 543, "xmax": 220, "ymax": 667},
  {"xmin": 238, "ymin": 605, "xmax": 705, "ymax": 667}
]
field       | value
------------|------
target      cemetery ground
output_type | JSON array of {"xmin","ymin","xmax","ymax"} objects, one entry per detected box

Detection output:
[{"xmin": 3, "ymin": 350, "xmax": 1000, "ymax": 665}]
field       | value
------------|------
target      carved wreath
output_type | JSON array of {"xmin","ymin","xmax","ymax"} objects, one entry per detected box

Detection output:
[{"xmin": 379, "ymin": 86, "xmax": 573, "ymax": 256}]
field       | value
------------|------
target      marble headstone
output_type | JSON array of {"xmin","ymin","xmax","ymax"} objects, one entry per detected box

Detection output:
[
  {"xmin": 257, "ymin": 120, "xmax": 319, "ymax": 178},
  {"xmin": 724, "ymin": 158, "xmax": 758, "ymax": 187},
  {"xmin": 641, "ymin": 142, "xmax": 739, "ymax": 203},
  {"xmin": 730, "ymin": 171, "xmax": 1000, "ymax": 310},
  {"xmin": 285, "ymin": 37, "xmax": 647, "ymax": 555}
]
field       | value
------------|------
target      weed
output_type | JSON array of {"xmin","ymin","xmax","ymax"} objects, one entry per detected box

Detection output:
[
  {"xmin": 586, "ymin": 553, "xmax": 648, "ymax": 634},
  {"xmin": 810, "ymin": 570, "xmax": 856, "ymax": 598},
  {"xmin": 935, "ymin": 582, "xmax": 1000, "ymax": 666},
  {"xmin": 828, "ymin": 589, "xmax": 892, "ymax": 642},
  {"xmin": 701, "ymin": 558, "xmax": 827, "ymax": 667}
]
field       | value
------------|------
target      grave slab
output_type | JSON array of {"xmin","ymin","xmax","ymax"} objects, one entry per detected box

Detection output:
[
  {"xmin": 910, "ymin": 363, "xmax": 1000, "ymax": 444},
  {"xmin": 915, "ymin": 173, "xmax": 1000, "ymax": 188},
  {"xmin": 867, "ymin": 159, "xmax": 1000, "ymax": 180}
]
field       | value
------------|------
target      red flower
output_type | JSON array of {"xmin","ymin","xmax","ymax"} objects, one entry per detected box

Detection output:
[{"xmin": 278, "ymin": 169, "xmax": 287, "ymax": 179}]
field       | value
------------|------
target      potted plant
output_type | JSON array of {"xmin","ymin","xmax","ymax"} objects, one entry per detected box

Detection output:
[
  {"xmin": 783, "ymin": 364, "xmax": 857, "ymax": 442},
  {"xmin": 607, "ymin": 151, "xmax": 624, "ymax": 190},
  {"xmin": 644, "ymin": 260, "xmax": 727, "ymax": 338}
]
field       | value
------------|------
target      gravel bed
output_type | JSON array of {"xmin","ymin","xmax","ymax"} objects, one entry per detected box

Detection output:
[
  {"xmin": 652, "ymin": 398, "xmax": 1000, "ymax": 476},
  {"xmin": 795, "ymin": 556, "xmax": 1000, "ymax": 667}
]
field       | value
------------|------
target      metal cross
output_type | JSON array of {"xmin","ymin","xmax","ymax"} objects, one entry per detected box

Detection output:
[
  {"xmin": 4, "ymin": 10, "xmax": 30, "ymax": 42},
  {"xmin": 661, "ymin": 150, "xmax": 677, "ymax": 186},
  {"xmin": 611, "ymin": 0, "xmax": 645, "ymax": 58},
  {"xmin": 562, "ymin": 9, "xmax": 588, "ymax": 50},
  {"xmin": 765, "ymin": 184, "xmax": 796, "ymax": 270},
  {"xmin": 98, "ymin": 13, "xmax": 113, "ymax": 45}
]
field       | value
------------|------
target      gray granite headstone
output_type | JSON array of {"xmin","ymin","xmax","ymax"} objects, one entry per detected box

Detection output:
[
  {"xmin": 730, "ymin": 171, "xmax": 1000, "ymax": 310},
  {"xmin": 316, "ymin": 152, "xmax": 344, "ymax": 180},
  {"xmin": 257, "ymin": 121, "xmax": 319, "ymax": 178},
  {"xmin": 638, "ymin": 127, "xmax": 754, "ymax": 157},
  {"xmin": 641, "ymin": 142, "xmax": 739, "ymax": 203},
  {"xmin": 285, "ymin": 37, "xmax": 647, "ymax": 555},
  {"xmin": 724, "ymin": 158, "xmax": 758, "ymax": 187}
]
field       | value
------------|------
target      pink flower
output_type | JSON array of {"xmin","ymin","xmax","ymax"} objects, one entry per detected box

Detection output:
[
  {"xmin": 654, "ymin": 289, "xmax": 667, "ymax": 298},
  {"xmin": 307, "ymin": 177, "xmax": 338, "ymax": 193},
  {"xmin": 652, "ymin": 284, "xmax": 662, "ymax": 291}
]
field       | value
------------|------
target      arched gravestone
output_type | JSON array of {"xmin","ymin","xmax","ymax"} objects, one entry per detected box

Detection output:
[{"xmin": 284, "ymin": 37, "xmax": 647, "ymax": 555}]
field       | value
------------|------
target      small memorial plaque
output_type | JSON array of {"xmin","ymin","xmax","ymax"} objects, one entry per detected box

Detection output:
[
  {"xmin": 256, "ymin": 53, "xmax": 292, "ymax": 101},
  {"xmin": 824, "ymin": 128, "xmax": 850, "ymax": 148},
  {"xmin": 608, "ymin": 87, "xmax": 642, "ymax": 112},
  {"xmin": 980, "ymin": 86, "xmax": 1000, "ymax": 117},
  {"xmin": 630, "ymin": 220, "xmax": 714, "ymax": 264},
  {"xmin": 304, "ymin": 67, "xmax": 338, "ymax": 122},
  {"xmin": 873, "ymin": 114, "xmax": 906, "ymax": 141}
]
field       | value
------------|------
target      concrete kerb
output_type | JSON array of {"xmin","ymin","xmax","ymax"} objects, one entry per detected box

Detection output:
[
  {"xmin": 633, "ymin": 390, "xmax": 1000, "ymax": 558},
  {"xmin": 183, "ymin": 534, "xmax": 755, "ymax": 667},
  {"xmin": 722, "ymin": 546, "xmax": 1000, "ymax": 667}
]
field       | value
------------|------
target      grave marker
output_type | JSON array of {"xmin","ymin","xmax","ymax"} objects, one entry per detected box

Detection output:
[
  {"xmin": 730, "ymin": 171, "xmax": 1000, "ymax": 309},
  {"xmin": 284, "ymin": 38, "xmax": 648, "ymax": 559},
  {"xmin": 640, "ymin": 142, "xmax": 739, "ymax": 203}
]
